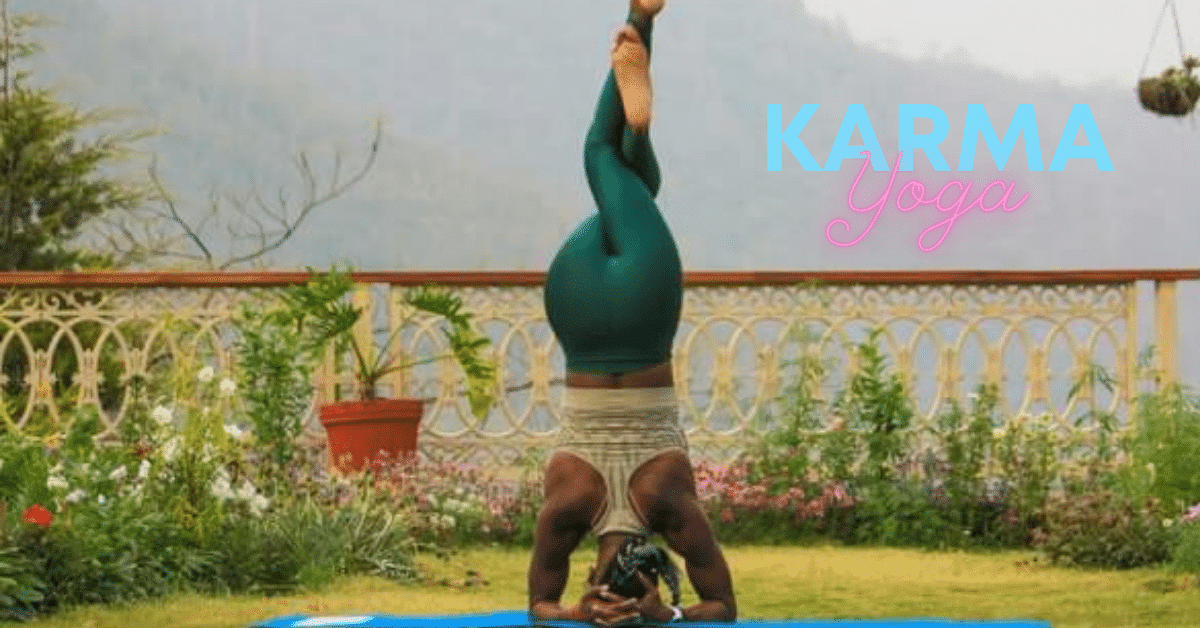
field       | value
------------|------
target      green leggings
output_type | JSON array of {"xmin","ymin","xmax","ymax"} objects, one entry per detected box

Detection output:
[{"xmin": 543, "ymin": 14, "xmax": 683, "ymax": 375}]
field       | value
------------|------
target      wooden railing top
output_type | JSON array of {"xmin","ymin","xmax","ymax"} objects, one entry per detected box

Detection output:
[{"xmin": 0, "ymin": 269, "xmax": 1195, "ymax": 288}]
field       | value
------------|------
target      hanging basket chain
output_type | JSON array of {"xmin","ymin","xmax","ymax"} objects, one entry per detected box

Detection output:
[
  {"xmin": 1168, "ymin": 0, "xmax": 1187, "ymax": 66},
  {"xmin": 1140, "ymin": 0, "xmax": 1192, "ymax": 75},
  {"xmin": 1141, "ymin": 0, "xmax": 1173, "ymax": 78}
]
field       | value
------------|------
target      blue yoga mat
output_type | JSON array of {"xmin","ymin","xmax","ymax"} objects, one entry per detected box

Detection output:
[{"xmin": 251, "ymin": 610, "xmax": 1050, "ymax": 628}]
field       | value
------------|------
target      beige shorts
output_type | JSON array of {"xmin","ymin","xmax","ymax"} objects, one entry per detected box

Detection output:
[{"xmin": 553, "ymin": 387, "xmax": 689, "ymax": 537}]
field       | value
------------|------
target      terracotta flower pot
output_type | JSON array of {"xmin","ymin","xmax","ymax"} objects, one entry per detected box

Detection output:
[{"xmin": 318, "ymin": 398, "xmax": 424, "ymax": 472}]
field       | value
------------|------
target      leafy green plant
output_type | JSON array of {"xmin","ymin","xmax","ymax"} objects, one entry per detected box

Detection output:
[
  {"xmin": 923, "ymin": 384, "xmax": 1012, "ymax": 547},
  {"xmin": 208, "ymin": 476, "xmax": 420, "ymax": 595},
  {"xmin": 235, "ymin": 297, "xmax": 321, "ymax": 469},
  {"xmin": 279, "ymin": 267, "xmax": 496, "ymax": 416},
  {"xmin": 0, "ymin": 520, "xmax": 47, "ymax": 620},
  {"xmin": 991, "ymin": 412, "xmax": 1060, "ymax": 542},
  {"xmin": 30, "ymin": 501, "xmax": 215, "ymax": 608},
  {"xmin": 848, "ymin": 479, "xmax": 948, "ymax": 547},
  {"xmin": 746, "ymin": 325, "xmax": 827, "ymax": 498},
  {"xmin": 832, "ymin": 327, "xmax": 914, "ymax": 484},
  {"xmin": 1170, "ymin": 518, "xmax": 1200, "ymax": 583},
  {"xmin": 1125, "ymin": 383, "xmax": 1200, "ymax": 515}
]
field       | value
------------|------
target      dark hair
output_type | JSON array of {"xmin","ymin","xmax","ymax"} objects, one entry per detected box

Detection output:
[{"xmin": 600, "ymin": 536, "xmax": 681, "ymax": 605}]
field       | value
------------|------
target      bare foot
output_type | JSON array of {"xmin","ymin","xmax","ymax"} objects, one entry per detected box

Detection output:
[
  {"xmin": 631, "ymin": 0, "xmax": 664, "ymax": 20},
  {"xmin": 612, "ymin": 26, "xmax": 652, "ymax": 132}
]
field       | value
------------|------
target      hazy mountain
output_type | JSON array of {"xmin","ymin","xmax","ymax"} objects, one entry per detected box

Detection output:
[
  {"xmin": 28, "ymin": 0, "xmax": 1199, "ymax": 269},
  {"xmin": 22, "ymin": 0, "xmax": 580, "ymax": 270},
  {"xmin": 19, "ymin": 0, "xmax": 1200, "ymax": 380}
]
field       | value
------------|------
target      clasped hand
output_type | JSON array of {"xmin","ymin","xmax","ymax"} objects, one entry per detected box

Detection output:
[{"xmin": 580, "ymin": 573, "xmax": 673, "ymax": 626}]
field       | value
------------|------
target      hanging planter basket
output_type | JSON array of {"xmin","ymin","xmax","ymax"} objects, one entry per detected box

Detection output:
[{"xmin": 1137, "ymin": 57, "xmax": 1200, "ymax": 117}]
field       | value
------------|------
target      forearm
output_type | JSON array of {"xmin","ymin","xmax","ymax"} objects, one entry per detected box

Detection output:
[
  {"xmin": 680, "ymin": 600, "xmax": 736, "ymax": 622},
  {"xmin": 640, "ymin": 600, "xmax": 735, "ymax": 623},
  {"xmin": 530, "ymin": 600, "xmax": 588, "ymax": 622}
]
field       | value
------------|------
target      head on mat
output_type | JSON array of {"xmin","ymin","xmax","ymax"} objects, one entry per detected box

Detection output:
[{"xmin": 596, "ymin": 536, "xmax": 682, "ymax": 607}]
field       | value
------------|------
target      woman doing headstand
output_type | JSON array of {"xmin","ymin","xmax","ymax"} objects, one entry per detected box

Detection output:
[{"xmin": 529, "ymin": 1, "xmax": 737, "ymax": 624}]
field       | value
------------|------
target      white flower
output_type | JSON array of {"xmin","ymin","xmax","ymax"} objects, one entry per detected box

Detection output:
[
  {"xmin": 438, "ymin": 514, "xmax": 456, "ymax": 528},
  {"xmin": 46, "ymin": 475, "xmax": 68, "ymax": 490},
  {"xmin": 992, "ymin": 428, "xmax": 1005, "ymax": 439},
  {"xmin": 137, "ymin": 459, "xmax": 151, "ymax": 480},
  {"xmin": 65, "ymin": 489, "xmax": 87, "ymax": 504},
  {"xmin": 224, "ymin": 424, "xmax": 246, "ymax": 441},
  {"xmin": 108, "ymin": 465, "xmax": 127, "ymax": 482},
  {"xmin": 97, "ymin": 494, "xmax": 106, "ymax": 505},
  {"xmin": 1164, "ymin": 518, "xmax": 1174, "ymax": 528},
  {"xmin": 210, "ymin": 470, "xmax": 234, "ymax": 501},
  {"xmin": 236, "ymin": 480, "xmax": 257, "ymax": 502},
  {"xmin": 163, "ymin": 437, "xmax": 181, "ymax": 462},
  {"xmin": 152, "ymin": 405, "xmax": 173, "ymax": 426},
  {"xmin": 219, "ymin": 378, "xmax": 236, "ymax": 396},
  {"xmin": 249, "ymin": 494, "xmax": 269, "ymax": 516},
  {"xmin": 197, "ymin": 366, "xmax": 215, "ymax": 383},
  {"xmin": 203, "ymin": 443, "xmax": 216, "ymax": 460}
]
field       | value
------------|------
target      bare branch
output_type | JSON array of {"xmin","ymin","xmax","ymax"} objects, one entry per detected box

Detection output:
[
  {"xmin": 216, "ymin": 119, "xmax": 382, "ymax": 270},
  {"xmin": 92, "ymin": 120, "xmax": 383, "ymax": 270},
  {"xmin": 148, "ymin": 155, "xmax": 213, "ymax": 267}
]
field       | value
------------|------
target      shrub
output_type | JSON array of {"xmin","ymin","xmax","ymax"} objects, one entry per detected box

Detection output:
[
  {"xmin": 1124, "ymin": 383, "xmax": 1200, "ymax": 515},
  {"xmin": 1032, "ymin": 488, "xmax": 1175, "ymax": 569},
  {"xmin": 208, "ymin": 486, "xmax": 419, "ymax": 595},
  {"xmin": 28, "ymin": 499, "xmax": 215, "ymax": 608},
  {"xmin": 1169, "ymin": 503, "xmax": 1200, "ymax": 580},
  {"xmin": 234, "ymin": 297, "xmax": 321, "ymax": 470},
  {"xmin": 1172, "ymin": 522, "xmax": 1200, "ymax": 581},
  {"xmin": 694, "ymin": 459, "xmax": 853, "ymax": 544},
  {"xmin": 0, "ymin": 518, "xmax": 47, "ymax": 621},
  {"xmin": 358, "ymin": 453, "xmax": 543, "ymax": 547},
  {"xmin": 742, "ymin": 328, "xmax": 1036, "ymax": 549},
  {"xmin": 845, "ymin": 480, "xmax": 951, "ymax": 547}
]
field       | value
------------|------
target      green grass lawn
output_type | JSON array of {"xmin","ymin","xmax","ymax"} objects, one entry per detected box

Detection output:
[{"xmin": 17, "ymin": 545, "xmax": 1200, "ymax": 628}]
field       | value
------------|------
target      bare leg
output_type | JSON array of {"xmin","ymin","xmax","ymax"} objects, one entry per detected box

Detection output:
[{"xmin": 612, "ymin": 26, "xmax": 652, "ymax": 133}]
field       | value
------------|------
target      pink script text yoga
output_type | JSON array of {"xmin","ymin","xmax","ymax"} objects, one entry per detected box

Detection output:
[{"xmin": 826, "ymin": 150, "xmax": 1029, "ymax": 252}]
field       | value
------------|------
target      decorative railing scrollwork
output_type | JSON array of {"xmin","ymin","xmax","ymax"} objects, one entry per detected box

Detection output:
[{"xmin": 0, "ymin": 270, "xmax": 1191, "ymax": 469}]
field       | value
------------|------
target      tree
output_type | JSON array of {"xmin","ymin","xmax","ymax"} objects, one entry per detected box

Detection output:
[
  {"xmin": 2, "ymin": 1, "xmax": 380, "ymax": 272},
  {"xmin": 0, "ymin": 0, "xmax": 152, "ymax": 270}
]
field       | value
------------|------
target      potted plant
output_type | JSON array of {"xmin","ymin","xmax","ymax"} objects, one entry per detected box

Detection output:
[
  {"xmin": 1138, "ymin": 55, "xmax": 1200, "ymax": 117},
  {"xmin": 278, "ymin": 267, "xmax": 496, "ymax": 472}
]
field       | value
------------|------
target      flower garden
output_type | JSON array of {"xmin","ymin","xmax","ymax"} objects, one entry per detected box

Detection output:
[{"xmin": 1, "ymin": 298, "xmax": 1200, "ymax": 625}]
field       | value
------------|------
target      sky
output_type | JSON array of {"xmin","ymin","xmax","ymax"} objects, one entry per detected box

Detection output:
[{"xmin": 802, "ymin": 0, "xmax": 1200, "ymax": 87}]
